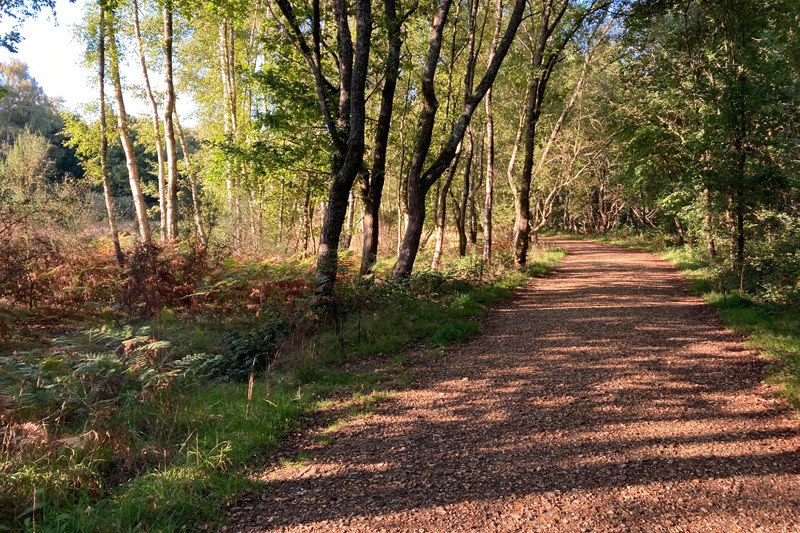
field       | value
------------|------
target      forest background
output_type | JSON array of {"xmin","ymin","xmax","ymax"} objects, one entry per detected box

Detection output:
[{"xmin": 1, "ymin": 0, "xmax": 799, "ymax": 529}]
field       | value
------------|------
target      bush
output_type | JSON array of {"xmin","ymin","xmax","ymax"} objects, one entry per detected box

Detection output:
[
  {"xmin": 120, "ymin": 244, "xmax": 210, "ymax": 317},
  {"xmin": 746, "ymin": 211, "xmax": 800, "ymax": 305}
]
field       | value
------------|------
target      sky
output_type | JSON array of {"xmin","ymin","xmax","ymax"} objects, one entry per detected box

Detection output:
[
  {"xmin": 0, "ymin": 0, "xmax": 98, "ymax": 113},
  {"xmin": 0, "ymin": 0, "xmax": 191, "ymax": 120}
]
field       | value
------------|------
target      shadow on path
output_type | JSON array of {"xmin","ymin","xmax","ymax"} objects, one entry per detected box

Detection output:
[{"xmin": 232, "ymin": 240, "xmax": 800, "ymax": 532}]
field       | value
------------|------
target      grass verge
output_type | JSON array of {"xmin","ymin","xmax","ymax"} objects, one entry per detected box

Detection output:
[
  {"xmin": 659, "ymin": 246, "xmax": 800, "ymax": 408},
  {"xmin": 2, "ymin": 245, "xmax": 565, "ymax": 532}
]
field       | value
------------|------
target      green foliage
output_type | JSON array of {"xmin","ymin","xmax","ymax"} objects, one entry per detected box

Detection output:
[
  {"xmin": 0, "ymin": 1, "xmax": 58, "ymax": 52},
  {"xmin": 0, "ymin": 60, "xmax": 61, "ymax": 138},
  {"xmin": 214, "ymin": 318, "xmax": 290, "ymax": 381},
  {"xmin": 0, "ymin": 247, "xmax": 567, "ymax": 531},
  {"xmin": 606, "ymin": 0, "xmax": 800, "ymax": 260},
  {"xmin": 0, "ymin": 325, "xmax": 179, "ymax": 528},
  {"xmin": 429, "ymin": 321, "xmax": 480, "ymax": 346},
  {"xmin": 746, "ymin": 212, "xmax": 800, "ymax": 304},
  {"xmin": 0, "ymin": 128, "xmax": 53, "ymax": 185}
]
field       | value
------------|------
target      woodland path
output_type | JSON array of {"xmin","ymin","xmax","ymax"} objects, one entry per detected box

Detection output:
[{"xmin": 229, "ymin": 239, "xmax": 800, "ymax": 532}]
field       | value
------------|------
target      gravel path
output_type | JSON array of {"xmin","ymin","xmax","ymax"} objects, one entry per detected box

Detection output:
[{"xmin": 229, "ymin": 239, "xmax": 800, "ymax": 532}]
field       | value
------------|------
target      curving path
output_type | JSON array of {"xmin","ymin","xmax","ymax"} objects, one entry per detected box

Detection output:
[{"xmin": 230, "ymin": 239, "xmax": 800, "ymax": 532}]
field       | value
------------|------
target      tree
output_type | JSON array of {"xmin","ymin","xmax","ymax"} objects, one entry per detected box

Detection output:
[
  {"xmin": 482, "ymin": 0, "xmax": 504, "ymax": 265},
  {"xmin": 392, "ymin": 0, "xmax": 528, "ymax": 280},
  {"xmin": 132, "ymin": 0, "xmax": 167, "ymax": 242},
  {"xmin": 513, "ymin": 0, "xmax": 607, "ymax": 268},
  {"xmin": 0, "ymin": 128, "xmax": 51, "ymax": 187},
  {"xmin": 273, "ymin": 0, "xmax": 373, "ymax": 296},
  {"xmin": 358, "ymin": 0, "xmax": 409, "ymax": 276},
  {"xmin": 106, "ymin": 6, "xmax": 152, "ymax": 246},
  {"xmin": 162, "ymin": 0, "xmax": 178, "ymax": 241},
  {"xmin": 174, "ymin": 109, "xmax": 207, "ymax": 245},
  {"xmin": 98, "ymin": 3, "xmax": 124, "ymax": 265}
]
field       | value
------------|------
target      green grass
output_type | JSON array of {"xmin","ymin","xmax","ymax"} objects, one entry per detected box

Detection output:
[
  {"xmin": 29, "ymin": 381, "xmax": 304, "ymax": 531},
  {"xmin": 3, "ymin": 246, "xmax": 567, "ymax": 532}
]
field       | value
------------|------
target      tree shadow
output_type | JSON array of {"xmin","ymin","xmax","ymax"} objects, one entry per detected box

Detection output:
[{"xmin": 232, "ymin": 240, "xmax": 800, "ymax": 531}]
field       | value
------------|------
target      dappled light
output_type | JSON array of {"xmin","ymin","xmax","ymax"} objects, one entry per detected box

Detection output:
[
  {"xmin": 229, "ymin": 240, "xmax": 800, "ymax": 531},
  {"xmin": 1, "ymin": 0, "xmax": 799, "ymax": 528}
]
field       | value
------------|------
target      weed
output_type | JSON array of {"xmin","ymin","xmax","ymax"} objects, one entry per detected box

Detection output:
[{"xmin": 429, "ymin": 321, "xmax": 481, "ymax": 346}]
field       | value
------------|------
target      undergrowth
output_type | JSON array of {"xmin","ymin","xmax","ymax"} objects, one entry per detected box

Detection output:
[{"xmin": 1, "ymin": 244, "xmax": 565, "ymax": 531}]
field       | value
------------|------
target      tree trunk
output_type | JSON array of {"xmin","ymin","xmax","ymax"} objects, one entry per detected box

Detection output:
[
  {"xmin": 514, "ymin": 172, "xmax": 532, "ymax": 267},
  {"xmin": 515, "ymin": 24, "xmax": 552, "ymax": 266},
  {"xmin": 132, "ymin": 0, "xmax": 166, "ymax": 243},
  {"xmin": 341, "ymin": 186, "xmax": 356, "ymax": 250},
  {"xmin": 219, "ymin": 19, "xmax": 237, "ymax": 216},
  {"xmin": 675, "ymin": 216, "xmax": 686, "ymax": 246},
  {"xmin": 393, "ymin": 0, "xmax": 527, "ymax": 280},
  {"xmin": 458, "ymin": 0, "xmax": 480, "ymax": 257},
  {"xmin": 278, "ymin": 182, "xmax": 285, "ymax": 243},
  {"xmin": 726, "ymin": 192, "xmax": 737, "ymax": 263},
  {"xmin": 98, "ymin": 5, "xmax": 124, "ymax": 267},
  {"xmin": 432, "ymin": 157, "xmax": 460, "ymax": 269},
  {"xmin": 174, "ymin": 111, "xmax": 207, "ymax": 246},
  {"xmin": 301, "ymin": 187, "xmax": 313, "ymax": 255},
  {"xmin": 736, "ymin": 185, "xmax": 745, "ymax": 267},
  {"xmin": 457, "ymin": 126, "xmax": 474, "ymax": 256},
  {"xmin": 703, "ymin": 187, "xmax": 716, "ymax": 258},
  {"xmin": 483, "ymin": 94, "xmax": 494, "ymax": 264},
  {"xmin": 735, "ymin": 135, "xmax": 746, "ymax": 268},
  {"xmin": 482, "ymin": 0, "xmax": 503, "ymax": 265},
  {"xmin": 360, "ymin": 0, "xmax": 402, "ymax": 275},
  {"xmin": 468, "ymin": 129, "xmax": 482, "ymax": 246},
  {"xmin": 394, "ymin": 74, "xmax": 413, "ymax": 257},
  {"xmin": 162, "ymin": 2, "xmax": 179, "ymax": 241},
  {"xmin": 274, "ymin": 0, "xmax": 374, "ymax": 296},
  {"xmin": 506, "ymin": 87, "xmax": 528, "ymax": 246},
  {"xmin": 396, "ymin": 180, "xmax": 428, "ymax": 280},
  {"xmin": 107, "ymin": 10, "xmax": 151, "ymax": 246}
]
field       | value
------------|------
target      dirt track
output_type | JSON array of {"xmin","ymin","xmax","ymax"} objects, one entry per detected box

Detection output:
[{"xmin": 229, "ymin": 239, "xmax": 800, "ymax": 532}]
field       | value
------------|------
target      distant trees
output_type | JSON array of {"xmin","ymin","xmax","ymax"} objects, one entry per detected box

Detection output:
[
  {"xmin": 615, "ymin": 0, "xmax": 799, "ymax": 276},
  {"xmin": 0, "ymin": 60, "xmax": 61, "ymax": 142},
  {"xmin": 0, "ymin": 0, "xmax": 796, "ymax": 302},
  {"xmin": 536, "ymin": 0, "xmax": 800, "ymax": 299}
]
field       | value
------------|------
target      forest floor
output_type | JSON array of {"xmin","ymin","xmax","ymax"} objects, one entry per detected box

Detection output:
[{"xmin": 226, "ymin": 239, "xmax": 800, "ymax": 532}]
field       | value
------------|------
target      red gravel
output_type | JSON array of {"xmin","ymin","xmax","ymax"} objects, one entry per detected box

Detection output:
[{"xmin": 228, "ymin": 239, "xmax": 800, "ymax": 532}]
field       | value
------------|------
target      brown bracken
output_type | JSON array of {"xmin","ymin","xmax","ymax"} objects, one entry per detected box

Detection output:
[{"xmin": 229, "ymin": 239, "xmax": 800, "ymax": 532}]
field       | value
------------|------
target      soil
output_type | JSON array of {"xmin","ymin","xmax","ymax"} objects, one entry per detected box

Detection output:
[{"xmin": 227, "ymin": 239, "xmax": 800, "ymax": 532}]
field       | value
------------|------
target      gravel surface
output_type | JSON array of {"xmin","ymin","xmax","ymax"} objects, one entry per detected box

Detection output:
[{"xmin": 228, "ymin": 239, "xmax": 800, "ymax": 532}]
